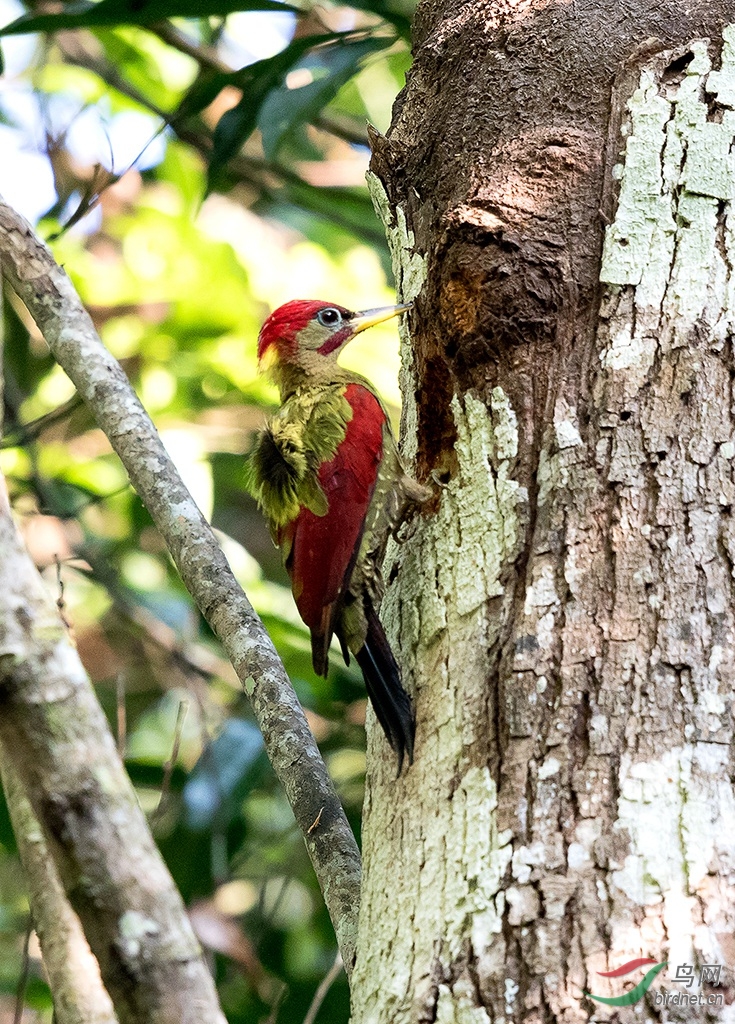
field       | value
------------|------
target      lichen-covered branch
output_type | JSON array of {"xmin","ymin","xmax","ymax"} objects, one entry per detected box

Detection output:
[
  {"xmin": 0, "ymin": 196, "xmax": 362, "ymax": 974},
  {"xmin": 0, "ymin": 473, "xmax": 226, "ymax": 1024},
  {"xmin": 0, "ymin": 750, "xmax": 119, "ymax": 1024},
  {"xmin": 1, "ymin": 234, "xmax": 115, "ymax": 1024}
]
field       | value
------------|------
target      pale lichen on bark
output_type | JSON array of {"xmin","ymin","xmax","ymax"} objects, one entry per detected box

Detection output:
[
  {"xmin": 353, "ymin": 378, "xmax": 525, "ymax": 1022},
  {"xmin": 366, "ymin": 171, "xmax": 428, "ymax": 306},
  {"xmin": 589, "ymin": 27, "xmax": 735, "ymax": 1008},
  {"xmin": 435, "ymin": 984, "xmax": 492, "ymax": 1024},
  {"xmin": 366, "ymin": 171, "xmax": 428, "ymax": 465},
  {"xmin": 601, "ymin": 35, "xmax": 735, "ymax": 358},
  {"xmin": 0, "ymin": 477, "xmax": 225, "ymax": 1024},
  {"xmin": 359, "ymin": 10, "xmax": 735, "ymax": 1024},
  {"xmin": 610, "ymin": 744, "xmax": 735, "ymax": 973}
]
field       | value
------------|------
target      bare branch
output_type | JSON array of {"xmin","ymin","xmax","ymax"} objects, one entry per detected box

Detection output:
[
  {"xmin": 56, "ymin": 34, "xmax": 168, "ymax": 119},
  {"xmin": 0, "ymin": 196, "xmax": 362, "ymax": 975},
  {"xmin": 0, "ymin": 750, "xmax": 119, "ymax": 1024},
  {"xmin": 0, "ymin": 472, "xmax": 226, "ymax": 1024}
]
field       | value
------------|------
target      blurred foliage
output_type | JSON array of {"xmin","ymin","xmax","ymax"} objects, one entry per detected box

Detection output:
[{"xmin": 0, "ymin": 0, "xmax": 415, "ymax": 1020}]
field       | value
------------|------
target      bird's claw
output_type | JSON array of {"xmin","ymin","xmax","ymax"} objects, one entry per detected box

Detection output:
[{"xmin": 429, "ymin": 468, "xmax": 451, "ymax": 490}]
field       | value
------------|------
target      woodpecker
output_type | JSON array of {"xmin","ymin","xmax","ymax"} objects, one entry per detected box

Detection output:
[{"xmin": 247, "ymin": 299, "xmax": 430, "ymax": 768}]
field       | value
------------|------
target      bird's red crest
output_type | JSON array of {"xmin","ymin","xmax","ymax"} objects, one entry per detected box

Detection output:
[{"xmin": 257, "ymin": 299, "xmax": 351, "ymax": 362}]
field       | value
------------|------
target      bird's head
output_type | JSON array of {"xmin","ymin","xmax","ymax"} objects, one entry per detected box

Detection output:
[{"xmin": 257, "ymin": 299, "xmax": 411, "ymax": 381}]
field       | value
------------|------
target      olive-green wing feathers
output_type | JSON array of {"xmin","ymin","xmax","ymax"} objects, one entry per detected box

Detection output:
[{"xmin": 246, "ymin": 386, "xmax": 353, "ymax": 529}]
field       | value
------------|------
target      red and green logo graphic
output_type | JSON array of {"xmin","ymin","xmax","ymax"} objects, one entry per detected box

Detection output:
[{"xmin": 585, "ymin": 958, "xmax": 668, "ymax": 1006}]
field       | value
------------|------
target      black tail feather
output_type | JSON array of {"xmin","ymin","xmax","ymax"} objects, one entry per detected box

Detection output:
[{"xmin": 353, "ymin": 603, "xmax": 414, "ymax": 771}]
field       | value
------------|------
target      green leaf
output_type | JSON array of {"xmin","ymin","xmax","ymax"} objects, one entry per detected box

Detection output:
[
  {"xmin": 184, "ymin": 719, "xmax": 264, "ymax": 830},
  {"xmin": 345, "ymin": 0, "xmax": 413, "ymax": 39},
  {"xmin": 203, "ymin": 32, "xmax": 360, "ymax": 192},
  {"xmin": 2, "ymin": 294, "xmax": 54, "ymax": 396},
  {"xmin": 260, "ymin": 177, "xmax": 387, "ymax": 246},
  {"xmin": 258, "ymin": 35, "xmax": 391, "ymax": 160},
  {"xmin": 0, "ymin": 0, "xmax": 299, "ymax": 36}
]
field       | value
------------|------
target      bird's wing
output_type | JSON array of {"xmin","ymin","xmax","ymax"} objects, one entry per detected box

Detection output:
[
  {"xmin": 247, "ymin": 385, "xmax": 354, "ymax": 529},
  {"xmin": 279, "ymin": 383, "xmax": 386, "ymax": 675}
]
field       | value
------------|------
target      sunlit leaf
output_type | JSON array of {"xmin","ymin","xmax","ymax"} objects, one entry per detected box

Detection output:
[
  {"xmin": 258, "ymin": 35, "xmax": 391, "ymax": 159},
  {"xmin": 202, "ymin": 33, "xmax": 372, "ymax": 191},
  {"xmin": 93, "ymin": 28, "xmax": 185, "ymax": 113}
]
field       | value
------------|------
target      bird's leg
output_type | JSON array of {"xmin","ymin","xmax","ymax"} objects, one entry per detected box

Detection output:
[{"xmin": 401, "ymin": 473, "xmax": 434, "ymax": 505}]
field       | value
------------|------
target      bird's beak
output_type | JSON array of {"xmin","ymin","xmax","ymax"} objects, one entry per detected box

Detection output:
[{"xmin": 351, "ymin": 302, "xmax": 412, "ymax": 335}]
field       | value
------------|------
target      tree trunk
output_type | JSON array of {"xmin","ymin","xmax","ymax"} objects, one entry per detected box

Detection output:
[{"xmin": 354, "ymin": 2, "xmax": 735, "ymax": 1021}]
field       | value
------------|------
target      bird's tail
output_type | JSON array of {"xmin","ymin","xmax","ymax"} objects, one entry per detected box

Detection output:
[{"xmin": 353, "ymin": 600, "xmax": 415, "ymax": 770}]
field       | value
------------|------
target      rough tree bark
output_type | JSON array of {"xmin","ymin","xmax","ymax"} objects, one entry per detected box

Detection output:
[
  {"xmin": 0, "ymin": 244, "xmax": 117, "ymax": 1024},
  {"xmin": 0, "ymin": 753, "xmax": 118, "ymax": 1024},
  {"xmin": 0, "ymin": 472, "xmax": 226, "ymax": 1024},
  {"xmin": 353, "ymin": 3, "xmax": 735, "ymax": 1022}
]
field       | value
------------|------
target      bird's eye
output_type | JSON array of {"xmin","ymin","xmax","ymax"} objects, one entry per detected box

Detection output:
[{"xmin": 317, "ymin": 307, "xmax": 342, "ymax": 327}]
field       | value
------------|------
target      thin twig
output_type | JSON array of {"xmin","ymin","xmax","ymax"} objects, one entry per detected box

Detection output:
[
  {"xmin": 261, "ymin": 876, "xmax": 290, "ymax": 930},
  {"xmin": 13, "ymin": 920, "xmax": 32, "ymax": 1024},
  {"xmin": 54, "ymin": 553, "xmax": 74, "ymax": 636},
  {"xmin": 152, "ymin": 700, "xmax": 188, "ymax": 822},
  {"xmin": 116, "ymin": 673, "xmax": 127, "ymax": 759},
  {"xmin": 302, "ymin": 952, "xmax": 343, "ymax": 1024},
  {"xmin": 264, "ymin": 979, "xmax": 288, "ymax": 1024},
  {"xmin": 313, "ymin": 114, "xmax": 369, "ymax": 147},
  {"xmin": 56, "ymin": 36, "xmax": 168, "ymax": 119},
  {"xmin": 0, "ymin": 395, "xmax": 84, "ymax": 448}
]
